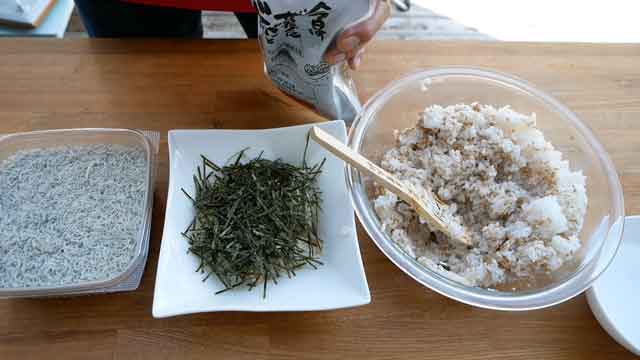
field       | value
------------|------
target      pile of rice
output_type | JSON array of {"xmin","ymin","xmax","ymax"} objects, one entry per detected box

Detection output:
[{"xmin": 374, "ymin": 103, "xmax": 587, "ymax": 288}]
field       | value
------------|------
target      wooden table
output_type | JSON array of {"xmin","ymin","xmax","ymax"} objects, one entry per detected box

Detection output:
[{"xmin": 1, "ymin": 40, "xmax": 639, "ymax": 360}]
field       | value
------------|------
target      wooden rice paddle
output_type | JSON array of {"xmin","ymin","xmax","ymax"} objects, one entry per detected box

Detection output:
[{"xmin": 309, "ymin": 126, "xmax": 472, "ymax": 246}]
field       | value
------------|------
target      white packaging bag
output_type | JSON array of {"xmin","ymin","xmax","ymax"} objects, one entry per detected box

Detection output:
[{"xmin": 255, "ymin": 0, "xmax": 374, "ymax": 124}]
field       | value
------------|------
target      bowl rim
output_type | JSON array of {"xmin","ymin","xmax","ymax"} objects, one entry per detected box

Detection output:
[{"xmin": 347, "ymin": 66, "xmax": 625, "ymax": 310}]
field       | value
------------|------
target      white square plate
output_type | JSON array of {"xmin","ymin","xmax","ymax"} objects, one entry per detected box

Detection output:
[{"xmin": 153, "ymin": 121, "xmax": 370, "ymax": 317}]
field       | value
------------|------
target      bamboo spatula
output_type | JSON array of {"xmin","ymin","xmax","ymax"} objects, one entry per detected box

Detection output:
[{"xmin": 309, "ymin": 126, "xmax": 471, "ymax": 246}]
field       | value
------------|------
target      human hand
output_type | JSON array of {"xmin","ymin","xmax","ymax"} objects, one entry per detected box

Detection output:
[{"xmin": 323, "ymin": 0, "xmax": 391, "ymax": 70}]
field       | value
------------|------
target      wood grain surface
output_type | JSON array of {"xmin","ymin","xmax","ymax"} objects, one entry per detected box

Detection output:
[{"xmin": 0, "ymin": 40, "xmax": 639, "ymax": 360}]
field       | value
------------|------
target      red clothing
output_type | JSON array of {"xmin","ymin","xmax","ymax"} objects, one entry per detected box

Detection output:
[{"xmin": 123, "ymin": 0, "xmax": 255, "ymax": 12}]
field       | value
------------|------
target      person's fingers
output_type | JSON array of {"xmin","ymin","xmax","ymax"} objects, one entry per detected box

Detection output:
[
  {"xmin": 348, "ymin": 55, "xmax": 358, "ymax": 71},
  {"xmin": 325, "ymin": 45, "xmax": 361, "ymax": 66},
  {"xmin": 348, "ymin": 47, "xmax": 366, "ymax": 71},
  {"xmin": 324, "ymin": 0, "xmax": 390, "ymax": 65},
  {"xmin": 337, "ymin": 0, "xmax": 389, "ymax": 51},
  {"xmin": 324, "ymin": 47, "xmax": 345, "ymax": 65}
]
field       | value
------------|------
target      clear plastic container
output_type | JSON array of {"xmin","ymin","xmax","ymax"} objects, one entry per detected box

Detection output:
[
  {"xmin": 347, "ymin": 68, "xmax": 625, "ymax": 310},
  {"xmin": 0, "ymin": 128, "xmax": 159, "ymax": 297}
]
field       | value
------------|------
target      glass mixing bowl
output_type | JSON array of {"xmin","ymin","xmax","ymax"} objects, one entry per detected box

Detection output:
[{"xmin": 347, "ymin": 67, "xmax": 624, "ymax": 310}]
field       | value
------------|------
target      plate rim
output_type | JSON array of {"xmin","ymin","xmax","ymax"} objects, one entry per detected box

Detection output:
[
  {"xmin": 587, "ymin": 215, "xmax": 640, "ymax": 355},
  {"xmin": 152, "ymin": 121, "xmax": 371, "ymax": 318}
]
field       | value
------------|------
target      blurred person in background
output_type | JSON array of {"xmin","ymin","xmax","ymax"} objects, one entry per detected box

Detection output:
[{"xmin": 73, "ymin": 0, "xmax": 391, "ymax": 70}]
